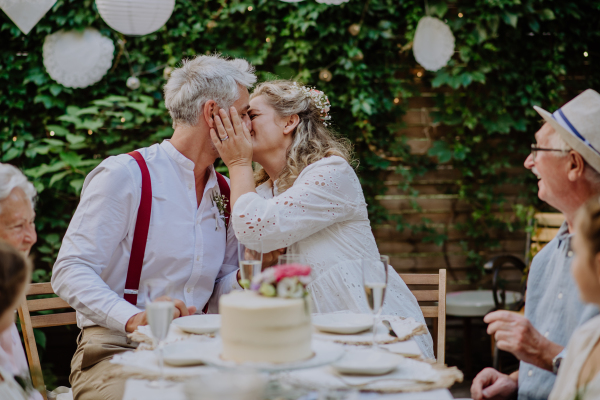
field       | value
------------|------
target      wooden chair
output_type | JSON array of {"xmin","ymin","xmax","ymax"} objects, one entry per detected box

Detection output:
[
  {"xmin": 17, "ymin": 282, "xmax": 77, "ymax": 400},
  {"xmin": 399, "ymin": 269, "xmax": 446, "ymax": 365}
]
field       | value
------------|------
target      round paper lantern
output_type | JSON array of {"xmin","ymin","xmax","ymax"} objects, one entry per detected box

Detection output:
[
  {"xmin": 95, "ymin": 0, "xmax": 175, "ymax": 36},
  {"xmin": 412, "ymin": 16, "xmax": 455, "ymax": 71},
  {"xmin": 0, "ymin": 0, "xmax": 56, "ymax": 35},
  {"xmin": 43, "ymin": 28, "xmax": 114, "ymax": 88}
]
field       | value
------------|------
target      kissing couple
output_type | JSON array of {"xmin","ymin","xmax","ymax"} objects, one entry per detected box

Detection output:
[{"xmin": 51, "ymin": 54, "xmax": 433, "ymax": 400}]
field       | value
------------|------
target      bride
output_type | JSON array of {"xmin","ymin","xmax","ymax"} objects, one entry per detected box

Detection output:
[{"xmin": 210, "ymin": 80, "xmax": 434, "ymax": 358}]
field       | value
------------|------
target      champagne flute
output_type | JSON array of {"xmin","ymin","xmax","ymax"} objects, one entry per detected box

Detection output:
[
  {"xmin": 362, "ymin": 255, "xmax": 389, "ymax": 350},
  {"xmin": 143, "ymin": 280, "xmax": 175, "ymax": 388},
  {"xmin": 238, "ymin": 241, "xmax": 263, "ymax": 289},
  {"xmin": 277, "ymin": 254, "xmax": 305, "ymax": 265}
]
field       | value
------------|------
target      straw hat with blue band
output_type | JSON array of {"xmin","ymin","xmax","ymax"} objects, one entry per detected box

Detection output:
[{"xmin": 534, "ymin": 89, "xmax": 600, "ymax": 173}]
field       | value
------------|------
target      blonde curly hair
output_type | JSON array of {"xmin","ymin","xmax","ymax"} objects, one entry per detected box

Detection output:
[{"xmin": 251, "ymin": 80, "xmax": 354, "ymax": 192}]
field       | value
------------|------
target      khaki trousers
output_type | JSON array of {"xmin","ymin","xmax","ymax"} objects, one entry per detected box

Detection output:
[{"xmin": 70, "ymin": 326, "xmax": 138, "ymax": 400}]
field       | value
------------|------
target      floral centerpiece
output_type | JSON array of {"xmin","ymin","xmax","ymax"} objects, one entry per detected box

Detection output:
[{"xmin": 250, "ymin": 264, "xmax": 312, "ymax": 298}]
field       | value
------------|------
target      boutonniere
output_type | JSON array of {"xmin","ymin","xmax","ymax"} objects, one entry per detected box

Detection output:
[{"xmin": 211, "ymin": 192, "xmax": 229, "ymax": 231}]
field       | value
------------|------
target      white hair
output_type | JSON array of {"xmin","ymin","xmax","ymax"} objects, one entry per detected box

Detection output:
[
  {"xmin": 163, "ymin": 54, "xmax": 257, "ymax": 128},
  {"xmin": 548, "ymin": 129, "xmax": 600, "ymax": 190},
  {"xmin": 0, "ymin": 163, "xmax": 36, "ymax": 211}
]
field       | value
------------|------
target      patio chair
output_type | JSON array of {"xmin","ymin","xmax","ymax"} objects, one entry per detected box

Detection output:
[
  {"xmin": 399, "ymin": 269, "xmax": 446, "ymax": 364},
  {"xmin": 17, "ymin": 282, "xmax": 77, "ymax": 400}
]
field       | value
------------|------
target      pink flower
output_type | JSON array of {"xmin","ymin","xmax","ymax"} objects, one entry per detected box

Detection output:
[{"xmin": 273, "ymin": 263, "xmax": 311, "ymax": 282}]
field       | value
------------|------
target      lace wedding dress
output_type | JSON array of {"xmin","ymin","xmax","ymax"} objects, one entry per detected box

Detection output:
[{"xmin": 232, "ymin": 156, "xmax": 434, "ymax": 358}]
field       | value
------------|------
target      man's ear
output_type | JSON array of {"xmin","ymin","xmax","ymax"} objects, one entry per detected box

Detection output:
[
  {"xmin": 567, "ymin": 151, "xmax": 586, "ymax": 182},
  {"xmin": 203, "ymin": 100, "xmax": 217, "ymax": 128},
  {"xmin": 283, "ymin": 114, "xmax": 300, "ymax": 135}
]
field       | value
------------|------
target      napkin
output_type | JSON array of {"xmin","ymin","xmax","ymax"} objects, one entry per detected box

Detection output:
[
  {"xmin": 314, "ymin": 316, "xmax": 426, "ymax": 345},
  {"xmin": 380, "ymin": 340, "xmax": 423, "ymax": 358},
  {"xmin": 128, "ymin": 324, "xmax": 213, "ymax": 350}
]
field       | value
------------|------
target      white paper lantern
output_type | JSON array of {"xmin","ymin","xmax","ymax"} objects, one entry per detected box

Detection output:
[
  {"xmin": 412, "ymin": 16, "xmax": 455, "ymax": 71},
  {"xmin": 43, "ymin": 28, "xmax": 115, "ymax": 88},
  {"xmin": 0, "ymin": 0, "xmax": 56, "ymax": 35},
  {"xmin": 95, "ymin": 0, "xmax": 175, "ymax": 36}
]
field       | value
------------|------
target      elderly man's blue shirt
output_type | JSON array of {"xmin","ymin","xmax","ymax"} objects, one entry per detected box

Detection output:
[{"xmin": 518, "ymin": 222, "xmax": 598, "ymax": 400}]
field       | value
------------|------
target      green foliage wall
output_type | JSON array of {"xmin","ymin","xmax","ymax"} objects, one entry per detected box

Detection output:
[{"xmin": 1, "ymin": 0, "xmax": 599, "ymax": 282}]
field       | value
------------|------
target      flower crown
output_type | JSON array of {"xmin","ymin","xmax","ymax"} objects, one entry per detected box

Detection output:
[{"xmin": 292, "ymin": 82, "xmax": 331, "ymax": 126}]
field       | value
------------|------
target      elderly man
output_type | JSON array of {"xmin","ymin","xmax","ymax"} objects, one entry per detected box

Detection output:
[
  {"xmin": 52, "ymin": 54, "xmax": 256, "ymax": 400},
  {"xmin": 0, "ymin": 163, "xmax": 43, "ymax": 400},
  {"xmin": 471, "ymin": 89, "xmax": 600, "ymax": 400}
]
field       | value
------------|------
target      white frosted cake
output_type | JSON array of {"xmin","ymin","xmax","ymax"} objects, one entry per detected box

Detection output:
[{"xmin": 219, "ymin": 290, "xmax": 312, "ymax": 363}]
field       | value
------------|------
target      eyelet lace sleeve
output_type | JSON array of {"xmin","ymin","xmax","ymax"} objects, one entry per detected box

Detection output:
[{"xmin": 232, "ymin": 156, "xmax": 366, "ymax": 252}]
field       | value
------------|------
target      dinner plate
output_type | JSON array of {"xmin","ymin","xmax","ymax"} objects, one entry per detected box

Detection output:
[
  {"xmin": 331, "ymin": 349, "xmax": 404, "ymax": 375},
  {"xmin": 313, "ymin": 314, "xmax": 374, "ymax": 334},
  {"xmin": 172, "ymin": 315, "xmax": 221, "ymax": 334}
]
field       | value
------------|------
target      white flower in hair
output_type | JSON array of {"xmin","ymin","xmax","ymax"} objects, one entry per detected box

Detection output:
[{"xmin": 292, "ymin": 82, "xmax": 332, "ymax": 126}]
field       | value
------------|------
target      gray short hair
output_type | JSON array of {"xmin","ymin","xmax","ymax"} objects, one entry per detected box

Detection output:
[
  {"xmin": 164, "ymin": 54, "xmax": 257, "ymax": 128},
  {"xmin": 0, "ymin": 163, "xmax": 36, "ymax": 211},
  {"xmin": 548, "ymin": 129, "xmax": 600, "ymax": 190}
]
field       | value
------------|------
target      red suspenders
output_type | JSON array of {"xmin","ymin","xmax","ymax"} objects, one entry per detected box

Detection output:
[{"xmin": 123, "ymin": 151, "xmax": 231, "ymax": 306}]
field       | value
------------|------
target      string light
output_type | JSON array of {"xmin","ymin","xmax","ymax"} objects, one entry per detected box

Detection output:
[
  {"xmin": 12, "ymin": 136, "xmax": 17, "ymax": 142},
  {"xmin": 584, "ymin": 51, "xmax": 589, "ymax": 57},
  {"xmin": 50, "ymin": 131, "xmax": 55, "ymax": 136},
  {"xmin": 121, "ymin": 117, "xmax": 126, "ymax": 122},
  {"xmin": 88, "ymin": 130, "xmax": 93, "ymax": 135},
  {"xmin": 458, "ymin": 13, "xmax": 463, "ymax": 18},
  {"xmin": 247, "ymin": 6, "xmax": 253, "ymax": 11},
  {"xmin": 266, "ymin": 37, "xmax": 270, "ymax": 43},
  {"xmin": 416, "ymin": 71, "xmax": 423, "ymax": 77},
  {"xmin": 393, "ymin": 98, "xmax": 400, "ymax": 104}
]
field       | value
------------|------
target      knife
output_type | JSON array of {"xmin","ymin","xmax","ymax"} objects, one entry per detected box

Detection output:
[{"xmin": 382, "ymin": 319, "xmax": 397, "ymax": 338}]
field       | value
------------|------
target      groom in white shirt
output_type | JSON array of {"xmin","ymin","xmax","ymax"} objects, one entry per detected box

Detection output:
[{"xmin": 51, "ymin": 55, "xmax": 256, "ymax": 400}]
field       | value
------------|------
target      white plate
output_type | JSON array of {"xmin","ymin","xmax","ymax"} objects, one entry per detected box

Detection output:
[
  {"xmin": 332, "ymin": 349, "xmax": 404, "ymax": 375},
  {"xmin": 172, "ymin": 315, "xmax": 221, "ymax": 334},
  {"xmin": 164, "ymin": 339, "xmax": 344, "ymax": 372},
  {"xmin": 313, "ymin": 314, "xmax": 374, "ymax": 334}
]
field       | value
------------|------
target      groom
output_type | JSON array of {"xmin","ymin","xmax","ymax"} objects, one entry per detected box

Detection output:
[{"xmin": 51, "ymin": 54, "xmax": 256, "ymax": 400}]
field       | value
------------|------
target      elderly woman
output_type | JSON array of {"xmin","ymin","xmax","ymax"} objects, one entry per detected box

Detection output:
[{"xmin": 0, "ymin": 163, "xmax": 40, "ymax": 400}]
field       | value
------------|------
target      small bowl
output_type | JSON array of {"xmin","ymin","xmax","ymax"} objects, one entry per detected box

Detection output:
[{"xmin": 332, "ymin": 349, "xmax": 403, "ymax": 375}]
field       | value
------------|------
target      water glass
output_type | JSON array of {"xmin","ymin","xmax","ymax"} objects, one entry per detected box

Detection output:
[
  {"xmin": 238, "ymin": 241, "xmax": 263, "ymax": 288},
  {"xmin": 362, "ymin": 255, "xmax": 389, "ymax": 349},
  {"xmin": 143, "ymin": 280, "xmax": 175, "ymax": 388}
]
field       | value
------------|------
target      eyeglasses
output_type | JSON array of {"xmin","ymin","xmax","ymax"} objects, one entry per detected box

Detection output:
[{"xmin": 530, "ymin": 144, "xmax": 571, "ymax": 162}]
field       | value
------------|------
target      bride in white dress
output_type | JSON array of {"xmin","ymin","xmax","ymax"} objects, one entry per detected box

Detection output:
[{"xmin": 210, "ymin": 80, "xmax": 434, "ymax": 358}]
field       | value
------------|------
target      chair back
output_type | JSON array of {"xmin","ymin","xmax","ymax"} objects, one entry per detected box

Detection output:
[
  {"xmin": 17, "ymin": 282, "xmax": 76, "ymax": 400},
  {"xmin": 399, "ymin": 269, "xmax": 446, "ymax": 364},
  {"xmin": 528, "ymin": 212, "xmax": 565, "ymax": 261}
]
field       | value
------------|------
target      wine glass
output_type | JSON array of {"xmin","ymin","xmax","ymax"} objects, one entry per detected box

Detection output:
[
  {"xmin": 238, "ymin": 241, "xmax": 263, "ymax": 289},
  {"xmin": 362, "ymin": 255, "xmax": 389, "ymax": 349},
  {"xmin": 277, "ymin": 254, "xmax": 305, "ymax": 265},
  {"xmin": 143, "ymin": 280, "xmax": 175, "ymax": 388}
]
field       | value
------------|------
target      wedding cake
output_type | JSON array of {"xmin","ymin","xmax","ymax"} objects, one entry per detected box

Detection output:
[
  {"xmin": 219, "ymin": 290, "xmax": 312, "ymax": 363},
  {"xmin": 219, "ymin": 264, "xmax": 313, "ymax": 364}
]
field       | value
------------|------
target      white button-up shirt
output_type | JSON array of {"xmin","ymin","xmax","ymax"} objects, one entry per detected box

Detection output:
[{"xmin": 52, "ymin": 141, "xmax": 240, "ymax": 333}]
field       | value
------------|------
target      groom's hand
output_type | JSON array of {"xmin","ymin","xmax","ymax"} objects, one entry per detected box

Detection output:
[
  {"xmin": 263, "ymin": 248, "xmax": 286, "ymax": 269},
  {"xmin": 210, "ymin": 107, "xmax": 253, "ymax": 168},
  {"xmin": 125, "ymin": 297, "xmax": 197, "ymax": 333}
]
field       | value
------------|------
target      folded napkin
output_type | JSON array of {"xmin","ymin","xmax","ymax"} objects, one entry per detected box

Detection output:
[
  {"xmin": 280, "ymin": 358, "xmax": 462, "ymax": 393},
  {"xmin": 128, "ymin": 325, "xmax": 214, "ymax": 350},
  {"xmin": 314, "ymin": 315, "xmax": 427, "ymax": 345},
  {"xmin": 380, "ymin": 340, "xmax": 423, "ymax": 359}
]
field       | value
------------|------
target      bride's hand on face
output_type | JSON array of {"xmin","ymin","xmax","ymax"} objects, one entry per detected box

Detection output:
[{"xmin": 210, "ymin": 106, "xmax": 253, "ymax": 168}]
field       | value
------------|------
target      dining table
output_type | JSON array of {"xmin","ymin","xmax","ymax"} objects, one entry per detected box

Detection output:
[{"xmin": 112, "ymin": 312, "xmax": 462, "ymax": 400}]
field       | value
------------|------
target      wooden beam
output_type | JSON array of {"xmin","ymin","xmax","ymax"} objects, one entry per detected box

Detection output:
[
  {"xmin": 26, "ymin": 282, "xmax": 54, "ymax": 296},
  {"xmin": 27, "ymin": 297, "xmax": 71, "ymax": 312}
]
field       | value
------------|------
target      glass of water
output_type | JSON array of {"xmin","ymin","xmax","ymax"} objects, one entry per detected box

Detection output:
[
  {"xmin": 238, "ymin": 241, "xmax": 263, "ymax": 289},
  {"xmin": 143, "ymin": 280, "xmax": 175, "ymax": 388},
  {"xmin": 362, "ymin": 255, "xmax": 389, "ymax": 349}
]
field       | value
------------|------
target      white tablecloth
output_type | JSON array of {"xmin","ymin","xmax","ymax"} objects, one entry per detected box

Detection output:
[{"xmin": 122, "ymin": 379, "xmax": 454, "ymax": 400}]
